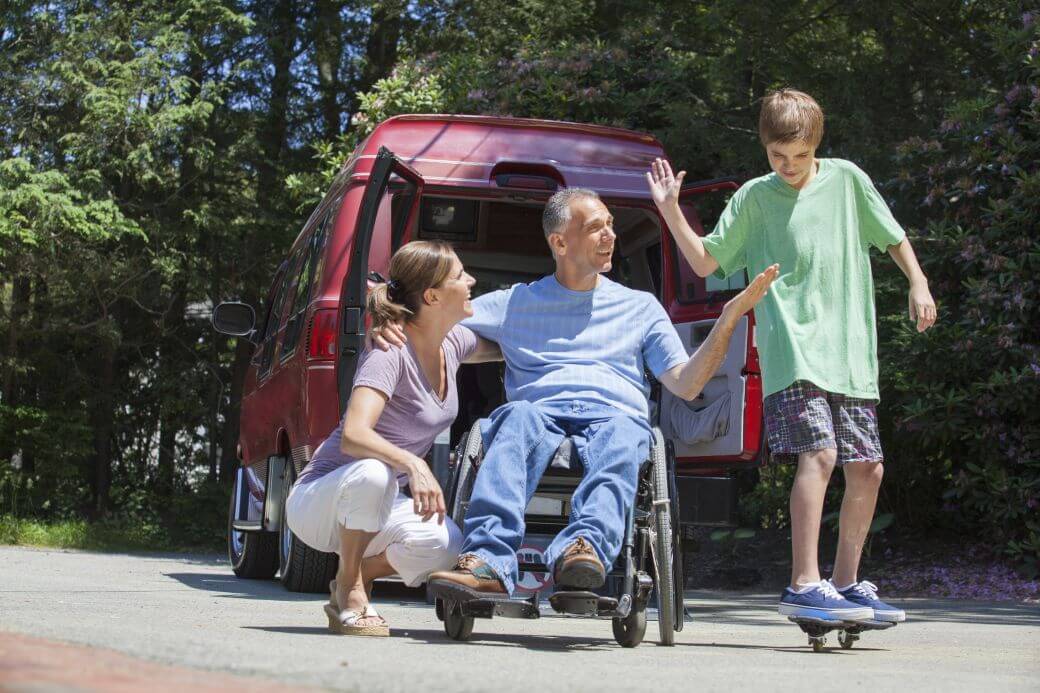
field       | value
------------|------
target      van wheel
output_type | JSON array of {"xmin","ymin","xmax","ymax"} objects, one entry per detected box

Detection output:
[
  {"xmin": 278, "ymin": 462, "xmax": 338, "ymax": 593},
  {"xmin": 227, "ymin": 473, "xmax": 278, "ymax": 579}
]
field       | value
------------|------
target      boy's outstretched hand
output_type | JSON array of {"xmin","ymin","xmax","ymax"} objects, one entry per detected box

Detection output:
[
  {"xmin": 646, "ymin": 158, "xmax": 685, "ymax": 210},
  {"xmin": 721, "ymin": 264, "xmax": 780, "ymax": 321}
]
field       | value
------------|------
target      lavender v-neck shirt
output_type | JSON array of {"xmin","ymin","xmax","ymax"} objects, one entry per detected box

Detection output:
[{"xmin": 296, "ymin": 325, "xmax": 477, "ymax": 486}]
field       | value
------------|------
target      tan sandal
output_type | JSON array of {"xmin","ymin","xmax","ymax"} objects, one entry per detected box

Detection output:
[{"xmin": 323, "ymin": 603, "xmax": 390, "ymax": 637}]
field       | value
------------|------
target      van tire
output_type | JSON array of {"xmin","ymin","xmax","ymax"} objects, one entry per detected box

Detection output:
[
  {"xmin": 227, "ymin": 481, "xmax": 278, "ymax": 579},
  {"xmin": 278, "ymin": 462, "xmax": 338, "ymax": 593}
]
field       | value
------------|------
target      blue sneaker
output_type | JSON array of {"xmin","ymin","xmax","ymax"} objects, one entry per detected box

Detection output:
[
  {"xmin": 837, "ymin": 580, "xmax": 906, "ymax": 623},
  {"xmin": 778, "ymin": 580, "xmax": 874, "ymax": 622}
]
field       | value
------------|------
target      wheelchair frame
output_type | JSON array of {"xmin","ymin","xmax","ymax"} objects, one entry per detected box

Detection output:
[{"xmin": 431, "ymin": 419, "xmax": 684, "ymax": 648}]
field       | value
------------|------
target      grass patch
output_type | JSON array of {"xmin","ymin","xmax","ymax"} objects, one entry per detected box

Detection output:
[{"xmin": 0, "ymin": 515, "xmax": 221, "ymax": 553}]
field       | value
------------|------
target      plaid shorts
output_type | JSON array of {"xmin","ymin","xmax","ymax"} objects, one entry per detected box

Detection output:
[{"xmin": 764, "ymin": 380, "xmax": 883, "ymax": 466}]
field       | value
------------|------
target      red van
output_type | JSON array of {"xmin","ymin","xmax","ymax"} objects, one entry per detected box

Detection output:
[{"xmin": 213, "ymin": 115, "xmax": 764, "ymax": 592}]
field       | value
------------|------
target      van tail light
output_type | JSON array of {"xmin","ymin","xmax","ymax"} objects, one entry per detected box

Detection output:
[{"xmin": 307, "ymin": 308, "xmax": 337, "ymax": 360}]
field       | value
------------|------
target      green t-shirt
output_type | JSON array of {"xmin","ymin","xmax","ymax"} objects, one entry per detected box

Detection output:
[{"xmin": 701, "ymin": 158, "xmax": 905, "ymax": 400}]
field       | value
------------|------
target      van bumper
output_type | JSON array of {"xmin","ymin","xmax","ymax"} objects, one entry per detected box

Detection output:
[{"xmin": 676, "ymin": 475, "xmax": 738, "ymax": 527}]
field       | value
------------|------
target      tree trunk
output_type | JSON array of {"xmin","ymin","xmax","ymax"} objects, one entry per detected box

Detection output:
[
  {"xmin": 349, "ymin": 0, "xmax": 405, "ymax": 116},
  {"xmin": 258, "ymin": 0, "xmax": 297, "ymax": 203},
  {"xmin": 2, "ymin": 276, "xmax": 30, "ymax": 405},
  {"xmin": 90, "ymin": 326, "xmax": 117, "ymax": 518},
  {"xmin": 314, "ymin": 0, "xmax": 344, "ymax": 140}
]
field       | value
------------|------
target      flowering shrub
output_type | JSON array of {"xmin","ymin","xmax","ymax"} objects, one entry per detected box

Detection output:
[{"xmin": 879, "ymin": 14, "xmax": 1040, "ymax": 575}]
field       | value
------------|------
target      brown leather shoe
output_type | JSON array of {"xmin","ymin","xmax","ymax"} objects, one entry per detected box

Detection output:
[
  {"xmin": 428, "ymin": 555, "xmax": 507, "ymax": 595},
  {"xmin": 553, "ymin": 537, "xmax": 605, "ymax": 589}
]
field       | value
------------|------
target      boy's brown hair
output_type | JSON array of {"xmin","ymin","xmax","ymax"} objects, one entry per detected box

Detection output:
[{"xmin": 758, "ymin": 89, "xmax": 825, "ymax": 147}]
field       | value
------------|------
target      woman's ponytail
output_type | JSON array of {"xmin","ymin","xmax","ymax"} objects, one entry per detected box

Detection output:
[
  {"xmin": 366, "ymin": 282, "xmax": 411, "ymax": 331},
  {"xmin": 366, "ymin": 240, "xmax": 456, "ymax": 332}
]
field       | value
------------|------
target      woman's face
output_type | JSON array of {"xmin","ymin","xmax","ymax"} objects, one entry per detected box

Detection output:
[{"xmin": 435, "ymin": 254, "xmax": 476, "ymax": 321}]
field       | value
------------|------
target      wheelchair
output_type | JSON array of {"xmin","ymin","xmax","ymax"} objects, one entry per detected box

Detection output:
[{"xmin": 429, "ymin": 419, "xmax": 684, "ymax": 648}]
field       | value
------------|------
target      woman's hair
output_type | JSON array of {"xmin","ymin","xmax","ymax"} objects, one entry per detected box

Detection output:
[{"xmin": 366, "ymin": 240, "xmax": 457, "ymax": 329}]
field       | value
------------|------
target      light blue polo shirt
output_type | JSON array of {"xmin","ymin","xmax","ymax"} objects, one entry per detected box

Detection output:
[{"xmin": 462, "ymin": 275, "xmax": 689, "ymax": 422}]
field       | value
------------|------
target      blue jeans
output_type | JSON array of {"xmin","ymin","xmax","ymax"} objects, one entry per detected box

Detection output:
[{"xmin": 459, "ymin": 400, "xmax": 650, "ymax": 594}]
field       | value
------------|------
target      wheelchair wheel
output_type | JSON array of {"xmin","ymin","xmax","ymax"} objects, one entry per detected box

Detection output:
[
  {"xmin": 447, "ymin": 421, "xmax": 482, "ymax": 526},
  {"xmin": 442, "ymin": 599, "xmax": 475, "ymax": 641},
  {"xmin": 612, "ymin": 604, "xmax": 647, "ymax": 648},
  {"xmin": 650, "ymin": 429, "xmax": 676, "ymax": 646}
]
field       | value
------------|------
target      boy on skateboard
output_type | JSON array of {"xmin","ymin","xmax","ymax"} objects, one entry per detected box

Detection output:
[{"xmin": 647, "ymin": 89, "xmax": 936, "ymax": 623}]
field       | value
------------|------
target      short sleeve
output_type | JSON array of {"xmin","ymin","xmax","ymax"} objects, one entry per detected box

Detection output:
[
  {"xmin": 445, "ymin": 325, "xmax": 479, "ymax": 365},
  {"xmin": 640, "ymin": 296, "xmax": 689, "ymax": 378},
  {"xmin": 462, "ymin": 287, "xmax": 511, "ymax": 342},
  {"xmin": 849, "ymin": 162, "xmax": 906, "ymax": 251},
  {"xmin": 700, "ymin": 184, "xmax": 754, "ymax": 280},
  {"xmin": 351, "ymin": 346, "xmax": 403, "ymax": 398}
]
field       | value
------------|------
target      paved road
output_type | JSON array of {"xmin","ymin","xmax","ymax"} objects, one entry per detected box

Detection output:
[{"xmin": 2, "ymin": 546, "xmax": 1038, "ymax": 692}]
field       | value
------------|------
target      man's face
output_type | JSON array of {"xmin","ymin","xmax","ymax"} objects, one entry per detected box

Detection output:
[
  {"xmin": 555, "ymin": 196, "xmax": 616, "ymax": 276},
  {"xmin": 766, "ymin": 139, "xmax": 817, "ymax": 190}
]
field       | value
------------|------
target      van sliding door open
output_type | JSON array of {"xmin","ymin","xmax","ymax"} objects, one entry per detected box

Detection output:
[
  {"xmin": 336, "ymin": 146, "xmax": 425, "ymax": 416},
  {"xmin": 659, "ymin": 177, "xmax": 763, "ymax": 466}
]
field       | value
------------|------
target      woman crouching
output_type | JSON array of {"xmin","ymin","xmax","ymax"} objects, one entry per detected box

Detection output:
[{"xmin": 286, "ymin": 241, "xmax": 498, "ymax": 636}]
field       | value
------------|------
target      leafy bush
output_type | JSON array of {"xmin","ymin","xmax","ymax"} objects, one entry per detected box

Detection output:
[{"xmin": 878, "ymin": 14, "xmax": 1040, "ymax": 575}]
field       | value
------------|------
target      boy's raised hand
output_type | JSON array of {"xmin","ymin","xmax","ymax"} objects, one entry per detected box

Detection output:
[{"xmin": 646, "ymin": 158, "xmax": 685, "ymax": 209}]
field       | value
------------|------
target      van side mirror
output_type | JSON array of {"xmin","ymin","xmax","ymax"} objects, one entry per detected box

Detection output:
[{"xmin": 212, "ymin": 302, "xmax": 256, "ymax": 340}]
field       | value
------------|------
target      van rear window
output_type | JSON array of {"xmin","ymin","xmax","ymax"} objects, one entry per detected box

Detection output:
[{"xmin": 420, "ymin": 198, "xmax": 478, "ymax": 241}]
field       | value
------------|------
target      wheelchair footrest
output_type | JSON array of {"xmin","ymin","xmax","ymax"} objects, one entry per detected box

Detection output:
[
  {"xmin": 429, "ymin": 579, "xmax": 540, "ymax": 620},
  {"xmin": 548, "ymin": 590, "xmax": 618, "ymax": 616}
]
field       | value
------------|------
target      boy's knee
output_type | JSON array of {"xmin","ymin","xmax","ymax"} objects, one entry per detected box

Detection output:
[{"xmin": 865, "ymin": 460, "xmax": 884, "ymax": 486}]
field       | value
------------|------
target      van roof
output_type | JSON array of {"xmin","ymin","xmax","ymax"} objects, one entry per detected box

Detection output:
[{"xmin": 352, "ymin": 114, "xmax": 666, "ymax": 197}]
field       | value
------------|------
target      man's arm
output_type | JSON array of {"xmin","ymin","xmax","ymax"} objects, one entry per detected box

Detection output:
[
  {"xmin": 647, "ymin": 158, "xmax": 720, "ymax": 278},
  {"xmin": 464, "ymin": 336, "xmax": 502, "ymax": 364},
  {"xmin": 887, "ymin": 238, "xmax": 936, "ymax": 333},
  {"xmin": 658, "ymin": 264, "xmax": 778, "ymax": 400}
]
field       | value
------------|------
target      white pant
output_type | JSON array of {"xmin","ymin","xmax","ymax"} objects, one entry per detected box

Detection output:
[{"xmin": 286, "ymin": 458, "xmax": 462, "ymax": 587}]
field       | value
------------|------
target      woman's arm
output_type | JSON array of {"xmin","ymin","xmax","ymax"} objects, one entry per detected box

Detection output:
[{"xmin": 340, "ymin": 387, "xmax": 446, "ymax": 522}]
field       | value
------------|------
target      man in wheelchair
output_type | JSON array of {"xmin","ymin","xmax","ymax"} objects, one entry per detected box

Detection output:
[{"xmin": 428, "ymin": 188, "xmax": 778, "ymax": 598}]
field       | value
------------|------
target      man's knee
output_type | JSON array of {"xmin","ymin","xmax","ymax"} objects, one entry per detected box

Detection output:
[{"xmin": 492, "ymin": 400, "xmax": 543, "ymax": 425}]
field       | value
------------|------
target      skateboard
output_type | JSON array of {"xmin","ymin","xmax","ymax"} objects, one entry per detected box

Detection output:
[{"xmin": 788, "ymin": 615, "xmax": 895, "ymax": 652}]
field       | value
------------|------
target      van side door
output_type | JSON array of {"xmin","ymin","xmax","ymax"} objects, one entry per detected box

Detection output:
[
  {"xmin": 336, "ymin": 146, "xmax": 425, "ymax": 415},
  {"xmin": 658, "ymin": 178, "xmax": 764, "ymax": 468}
]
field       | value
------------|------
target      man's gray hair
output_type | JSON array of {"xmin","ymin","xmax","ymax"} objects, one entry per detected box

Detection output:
[{"xmin": 542, "ymin": 187, "xmax": 600, "ymax": 239}]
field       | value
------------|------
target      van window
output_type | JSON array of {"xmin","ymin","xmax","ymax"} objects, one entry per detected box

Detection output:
[
  {"xmin": 281, "ymin": 210, "xmax": 332, "ymax": 358},
  {"xmin": 258, "ymin": 248, "xmax": 303, "ymax": 376},
  {"xmin": 674, "ymin": 200, "xmax": 747, "ymax": 304}
]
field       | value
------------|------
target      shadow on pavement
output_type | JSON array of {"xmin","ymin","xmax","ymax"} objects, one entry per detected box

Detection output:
[
  {"xmin": 164, "ymin": 572, "xmax": 319, "ymax": 602},
  {"xmin": 397, "ymin": 627, "xmax": 617, "ymax": 652}
]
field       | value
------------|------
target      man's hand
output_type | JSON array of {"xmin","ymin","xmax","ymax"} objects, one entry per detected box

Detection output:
[
  {"xmin": 367, "ymin": 321, "xmax": 407, "ymax": 351},
  {"xmin": 721, "ymin": 264, "xmax": 780, "ymax": 322},
  {"xmin": 406, "ymin": 458, "xmax": 446, "ymax": 524},
  {"xmin": 909, "ymin": 281, "xmax": 937, "ymax": 332},
  {"xmin": 646, "ymin": 158, "xmax": 685, "ymax": 210}
]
